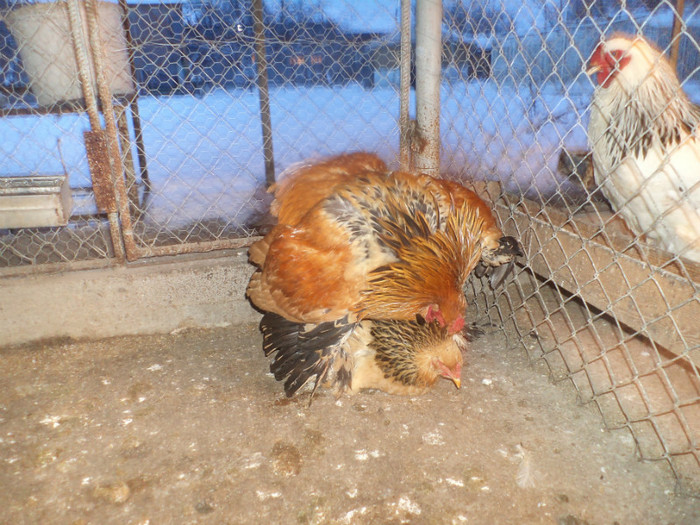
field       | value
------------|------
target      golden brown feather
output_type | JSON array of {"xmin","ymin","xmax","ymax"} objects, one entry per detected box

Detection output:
[
  {"xmin": 359, "ymin": 201, "xmax": 484, "ymax": 333},
  {"xmin": 270, "ymin": 151, "xmax": 388, "ymax": 226},
  {"xmin": 247, "ymin": 175, "xmax": 484, "ymax": 332},
  {"xmin": 257, "ymin": 152, "xmax": 521, "ymax": 288}
]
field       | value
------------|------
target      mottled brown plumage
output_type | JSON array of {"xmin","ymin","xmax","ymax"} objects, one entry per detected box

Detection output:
[
  {"xmin": 358, "ymin": 200, "xmax": 483, "ymax": 333},
  {"xmin": 269, "ymin": 151, "xmax": 388, "ymax": 228},
  {"xmin": 257, "ymin": 152, "xmax": 521, "ymax": 285},
  {"xmin": 248, "ymin": 153, "xmax": 500, "ymax": 400},
  {"xmin": 247, "ymin": 172, "xmax": 485, "ymax": 332},
  {"xmin": 433, "ymin": 178, "xmax": 522, "ymax": 286},
  {"xmin": 246, "ymin": 152, "xmax": 523, "ymax": 333},
  {"xmin": 260, "ymin": 312, "xmax": 465, "ymax": 398}
]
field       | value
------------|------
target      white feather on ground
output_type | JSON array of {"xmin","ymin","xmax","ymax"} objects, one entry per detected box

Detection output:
[{"xmin": 514, "ymin": 443, "xmax": 537, "ymax": 489}]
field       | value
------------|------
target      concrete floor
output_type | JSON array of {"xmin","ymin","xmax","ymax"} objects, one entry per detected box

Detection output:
[{"xmin": 2, "ymin": 321, "xmax": 699, "ymax": 524}]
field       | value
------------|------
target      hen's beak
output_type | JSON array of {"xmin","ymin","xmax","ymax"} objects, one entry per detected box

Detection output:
[
  {"xmin": 434, "ymin": 358, "xmax": 462, "ymax": 389},
  {"xmin": 586, "ymin": 64, "xmax": 601, "ymax": 76}
]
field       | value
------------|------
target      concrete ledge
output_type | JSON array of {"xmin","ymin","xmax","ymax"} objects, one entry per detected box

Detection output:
[{"xmin": 0, "ymin": 249, "xmax": 261, "ymax": 347}]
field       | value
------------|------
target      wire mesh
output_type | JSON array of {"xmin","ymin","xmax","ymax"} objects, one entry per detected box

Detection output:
[
  {"xmin": 0, "ymin": 0, "xmax": 405, "ymax": 264},
  {"xmin": 441, "ymin": 0, "xmax": 700, "ymax": 494},
  {"xmin": 0, "ymin": 0, "xmax": 699, "ymax": 494}
]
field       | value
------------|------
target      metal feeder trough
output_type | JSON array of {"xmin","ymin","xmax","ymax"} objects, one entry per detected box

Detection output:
[{"xmin": 0, "ymin": 175, "xmax": 72, "ymax": 229}]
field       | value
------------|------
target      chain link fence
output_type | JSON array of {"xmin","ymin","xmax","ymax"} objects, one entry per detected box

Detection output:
[
  {"xmin": 1, "ymin": 0, "xmax": 406, "ymax": 264},
  {"xmin": 0, "ymin": 0, "xmax": 698, "ymax": 493},
  {"xmin": 439, "ymin": 0, "xmax": 700, "ymax": 494}
]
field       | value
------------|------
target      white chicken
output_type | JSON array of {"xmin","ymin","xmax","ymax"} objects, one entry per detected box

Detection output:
[{"xmin": 587, "ymin": 34, "xmax": 700, "ymax": 262}]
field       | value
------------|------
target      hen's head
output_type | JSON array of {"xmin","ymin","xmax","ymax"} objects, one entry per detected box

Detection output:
[
  {"xmin": 370, "ymin": 318, "xmax": 465, "ymax": 391},
  {"xmin": 588, "ymin": 35, "xmax": 666, "ymax": 90},
  {"xmin": 423, "ymin": 333, "xmax": 465, "ymax": 389}
]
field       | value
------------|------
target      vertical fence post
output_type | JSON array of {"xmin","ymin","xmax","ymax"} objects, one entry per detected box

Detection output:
[
  {"xmin": 84, "ymin": 0, "xmax": 139, "ymax": 260},
  {"xmin": 669, "ymin": 0, "xmax": 685, "ymax": 72},
  {"xmin": 414, "ymin": 0, "xmax": 442, "ymax": 176},
  {"xmin": 399, "ymin": 0, "xmax": 412, "ymax": 171},
  {"xmin": 118, "ymin": 0, "xmax": 151, "ymax": 201},
  {"xmin": 67, "ymin": 0, "xmax": 127, "ymax": 261},
  {"xmin": 252, "ymin": 0, "xmax": 275, "ymax": 187}
]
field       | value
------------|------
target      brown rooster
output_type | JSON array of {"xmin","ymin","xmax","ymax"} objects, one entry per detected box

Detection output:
[
  {"xmin": 260, "ymin": 312, "xmax": 465, "ymax": 397},
  {"xmin": 262, "ymin": 152, "xmax": 522, "ymax": 287},
  {"xmin": 247, "ymin": 169, "xmax": 485, "ymax": 334},
  {"xmin": 248, "ymin": 154, "xmax": 494, "ymax": 400}
]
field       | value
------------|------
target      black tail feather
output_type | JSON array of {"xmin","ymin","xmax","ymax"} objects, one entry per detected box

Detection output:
[
  {"xmin": 475, "ymin": 236, "xmax": 523, "ymax": 289},
  {"xmin": 260, "ymin": 312, "xmax": 355, "ymax": 398},
  {"xmin": 488, "ymin": 260, "xmax": 515, "ymax": 289},
  {"xmin": 498, "ymin": 236, "xmax": 523, "ymax": 257}
]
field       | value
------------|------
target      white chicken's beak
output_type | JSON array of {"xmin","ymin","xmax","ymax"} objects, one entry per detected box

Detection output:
[{"xmin": 586, "ymin": 65, "xmax": 601, "ymax": 76}]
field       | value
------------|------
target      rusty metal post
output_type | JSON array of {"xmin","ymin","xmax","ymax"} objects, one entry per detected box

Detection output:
[
  {"xmin": 414, "ymin": 0, "xmax": 442, "ymax": 176},
  {"xmin": 66, "ymin": 0, "xmax": 126, "ymax": 261},
  {"xmin": 399, "ymin": 0, "xmax": 412, "ymax": 171},
  {"xmin": 85, "ymin": 0, "xmax": 139, "ymax": 260},
  {"xmin": 252, "ymin": 0, "xmax": 275, "ymax": 187},
  {"xmin": 669, "ymin": 0, "xmax": 685, "ymax": 72}
]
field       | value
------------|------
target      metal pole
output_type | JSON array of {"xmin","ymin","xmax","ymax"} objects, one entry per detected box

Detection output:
[
  {"xmin": 118, "ymin": 0, "xmax": 151, "ymax": 200},
  {"xmin": 85, "ymin": 0, "xmax": 139, "ymax": 260},
  {"xmin": 399, "ymin": 0, "xmax": 411, "ymax": 171},
  {"xmin": 67, "ymin": 0, "xmax": 126, "ymax": 261},
  {"xmin": 115, "ymin": 103, "xmax": 140, "ymax": 218},
  {"xmin": 414, "ymin": 0, "xmax": 442, "ymax": 176},
  {"xmin": 252, "ymin": 0, "xmax": 275, "ymax": 187},
  {"xmin": 669, "ymin": 0, "xmax": 685, "ymax": 72}
]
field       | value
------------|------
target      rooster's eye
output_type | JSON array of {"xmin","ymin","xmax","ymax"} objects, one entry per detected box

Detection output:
[{"xmin": 604, "ymin": 49, "xmax": 630, "ymax": 72}]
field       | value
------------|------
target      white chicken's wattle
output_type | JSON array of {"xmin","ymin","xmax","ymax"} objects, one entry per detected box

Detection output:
[{"xmin": 587, "ymin": 34, "xmax": 700, "ymax": 262}]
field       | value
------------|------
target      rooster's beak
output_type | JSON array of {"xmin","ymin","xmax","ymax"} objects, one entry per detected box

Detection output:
[
  {"xmin": 586, "ymin": 65, "xmax": 601, "ymax": 76},
  {"xmin": 450, "ymin": 377, "xmax": 461, "ymax": 389}
]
